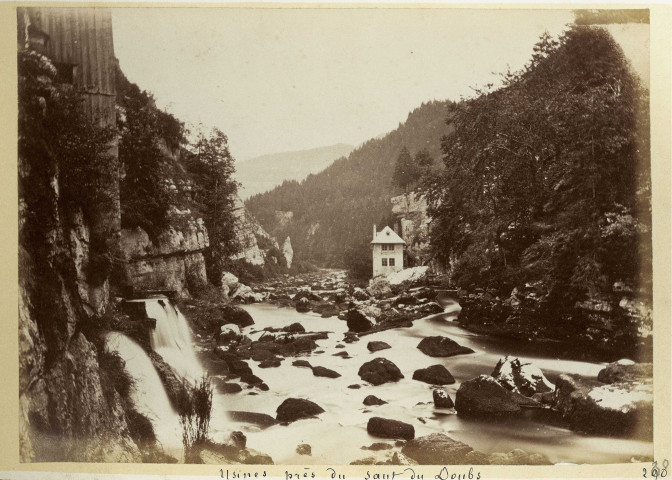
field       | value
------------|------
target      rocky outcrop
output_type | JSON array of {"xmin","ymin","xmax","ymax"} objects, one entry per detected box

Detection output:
[
  {"xmin": 454, "ymin": 375, "xmax": 539, "ymax": 416},
  {"xmin": 491, "ymin": 356, "xmax": 553, "ymax": 397},
  {"xmin": 282, "ymin": 237, "xmax": 293, "ymax": 269},
  {"xmin": 19, "ymin": 175, "xmax": 142, "ymax": 462},
  {"xmin": 390, "ymin": 192, "xmax": 433, "ymax": 268},
  {"xmin": 230, "ymin": 195, "xmax": 283, "ymax": 267},
  {"xmin": 552, "ymin": 368, "xmax": 653, "ymax": 439},
  {"xmin": 120, "ymin": 213, "xmax": 209, "ymax": 298}
]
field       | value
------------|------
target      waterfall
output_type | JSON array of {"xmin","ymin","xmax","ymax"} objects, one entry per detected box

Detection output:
[
  {"xmin": 104, "ymin": 332, "xmax": 182, "ymax": 457},
  {"xmin": 144, "ymin": 299, "xmax": 205, "ymax": 383}
]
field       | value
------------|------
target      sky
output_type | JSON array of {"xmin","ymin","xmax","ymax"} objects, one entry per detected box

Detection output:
[{"xmin": 112, "ymin": 8, "xmax": 576, "ymax": 161}]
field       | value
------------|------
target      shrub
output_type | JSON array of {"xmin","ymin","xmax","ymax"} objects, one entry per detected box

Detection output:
[{"xmin": 179, "ymin": 376, "xmax": 213, "ymax": 463}]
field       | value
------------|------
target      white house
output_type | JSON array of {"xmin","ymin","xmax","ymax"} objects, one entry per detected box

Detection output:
[{"xmin": 371, "ymin": 225, "xmax": 405, "ymax": 278}]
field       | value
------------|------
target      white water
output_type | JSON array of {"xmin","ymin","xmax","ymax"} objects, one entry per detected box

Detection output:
[
  {"xmin": 145, "ymin": 299, "xmax": 205, "ymax": 382},
  {"xmin": 104, "ymin": 331, "xmax": 183, "ymax": 459},
  {"xmin": 206, "ymin": 301, "xmax": 653, "ymax": 465}
]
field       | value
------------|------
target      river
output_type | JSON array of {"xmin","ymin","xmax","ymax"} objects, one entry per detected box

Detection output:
[{"xmin": 201, "ymin": 299, "xmax": 652, "ymax": 465}]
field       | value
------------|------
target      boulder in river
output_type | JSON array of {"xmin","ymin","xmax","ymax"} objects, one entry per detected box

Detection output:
[
  {"xmin": 552, "ymin": 373, "xmax": 653, "ymax": 439},
  {"xmin": 363, "ymin": 395, "xmax": 387, "ymax": 406},
  {"xmin": 401, "ymin": 433, "xmax": 473, "ymax": 464},
  {"xmin": 313, "ymin": 302, "xmax": 340, "ymax": 318},
  {"xmin": 221, "ymin": 305, "xmax": 254, "ymax": 328},
  {"xmin": 218, "ymin": 325, "xmax": 242, "ymax": 345},
  {"xmin": 417, "ymin": 336, "xmax": 474, "ymax": 357},
  {"xmin": 296, "ymin": 444, "xmax": 312, "ymax": 456},
  {"xmin": 283, "ymin": 322, "xmax": 306, "ymax": 333},
  {"xmin": 367, "ymin": 277, "xmax": 393, "ymax": 298},
  {"xmin": 312, "ymin": 366, "xmax": 341, "ymax": 378},
  {"xmin": 415, "ymin": 302, "xmax": 445, "ymax": 316},
  {"xmin": 240, "ymin": 373, "xmax": 264, "ymax": 386},
  {"xmin": 296, "ymin": 298, "xmax": 312, "ymax": 313},
  {"xmin": 412, "ymin": 365, "xmax": 455, "ymax": 385},
  {"xmin": 346, "ymin": 309, "xmax": 376, "ymax": 333},
  {"xmin": 276, "ymin": 398, "xmax": 325, "ymax": 423},
  {"xmin": 367, "ymin": 341, "xmax": 391, "ymax": 353},
  {"xmin": 491, "ymin": 356, "xmax": 553, "ymax": 397},
  {"xmin": 455, "ymin": 375, "xmax": 539, "ymax": 416},
  {"xmin": 228, "ymin": 411, "xmax": 278, "ymax": 429},
  {"xmin": 433, "ymin": 389, "xmax": 454, "ymax": 408},
  {"xmin": 292, "ymin": 359, "xmax": 312, "ymax": 368},
  {"xmin": 367, "ymin": 417, "xmax": 415, "ymax": 440},
  {"xmin": 597, "ymin": 359, "xmax": 653, "ymax": 384},
  {"xmin": 358, "ymin": 358, "xmax": 404, "ymax": 385}
]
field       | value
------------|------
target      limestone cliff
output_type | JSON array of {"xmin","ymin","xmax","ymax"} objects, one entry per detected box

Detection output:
[
  {"xmin": 390, "ymin": 191, "xmax": 441, "ymax": 271},
  {"xmin": 120, "ymin": 210, "xmax": 209, "ymax": 297},
  {"xmin": 230, "ymin": 195, "xmax": 284, "ymax": 267}
]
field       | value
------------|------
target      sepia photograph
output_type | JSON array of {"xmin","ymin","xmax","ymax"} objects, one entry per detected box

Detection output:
[{"xmin": 10, "ymin": 3, "xmax": 667, "ymax": 473}]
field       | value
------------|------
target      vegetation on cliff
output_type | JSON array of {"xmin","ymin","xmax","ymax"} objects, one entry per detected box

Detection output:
[
  {"xmin": 426, "ymin": 26, "xmax": 650, "ymax": 303},
  {"xmin": 115, "ymin": 66, "xmax": 241, "ymax": 287}
]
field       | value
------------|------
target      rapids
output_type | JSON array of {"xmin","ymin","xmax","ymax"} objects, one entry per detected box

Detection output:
[{"xmin": 205, "ymin": 300, "xmax": 653, "ymax": 465}]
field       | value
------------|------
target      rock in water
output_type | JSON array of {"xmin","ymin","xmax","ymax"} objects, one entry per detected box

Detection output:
[
  {"xmin": 221, "ymin": 305, "xmax": 255, "ymax": 328},
  {"xmin": 597, "ymin": 360, "xmax": 653, "ymax": 384},
  {"xmin": 312, "ymin": 366, "xmax": 341, "ymax": 378},
  {"xmin": 401, "ymin": 433, "xmax": 473, "ymax": 464},
  {"xmin": 228, "ymin": 411, "xmax": 279, "ymax": 428},
  {"xmin": 346, "ymin": 309, "xmax": 376, "ymax": 333},
  {"xmin": 455, "ymin": 375, "xmax": 538, "ymax": 416},
  {"xmin": 433, "ymin": 389, "xmax": 454, "ymax": 408},
  {"xmin": 296, "ymin": 443, "xmax": 311, "ymax": 456},
  {"xmin": 417, "ymin": 336, "xmax": 474, "ymax": 357},
  {"xmin": 283, "ymin": 322, "xmax": 306, "ymax": 333},
  {"xmin": 276, "ymin": 398, "xmax": 325, "ymax": 423},
  {"xmin": 491, "ymin": 356, "xmax": 553, "ymax": 396},
  {"xmin": 363, "ymin": 395, "xmax": 387, "ymax": 406},
  {"xmin": 412, "ymin": 365, "xmax": 455, "ymax": 385},
  {"xmin": 553, "ymin": 373, "xmax": 653, "ymax": 439},
  {"xmin": 367, "ymin": 417, "xmax": 415, "ymax": 440},
  {"xmin": 358, "ymin": 358, "xmax": 404, "ymax": 385},
  {"xmin": 296, "ymin": 298, "xmax": 311, "ymax": 313},
  {"xmin": 367, "ymin": 341, "xmax": 391, "ymax": 352}
]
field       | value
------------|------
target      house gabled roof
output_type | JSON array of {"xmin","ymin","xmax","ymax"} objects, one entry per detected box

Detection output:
[{"xmin": 371, "ymin": 226, "xmax": 406, "ymax": 245}]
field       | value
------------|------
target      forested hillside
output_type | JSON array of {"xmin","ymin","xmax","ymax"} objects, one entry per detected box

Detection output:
[
  {"xmin": 245, "ymin": 100, "xmax": 454, "ymax": 274},
  {"xmin": 427, "ymin": 25, "xmax": 651, "ymax": 312}
]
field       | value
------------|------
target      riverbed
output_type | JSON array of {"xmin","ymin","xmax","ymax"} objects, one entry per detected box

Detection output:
[{"xmin": 201, "ymin": 300, "xmax": 652, "ymax": 465}]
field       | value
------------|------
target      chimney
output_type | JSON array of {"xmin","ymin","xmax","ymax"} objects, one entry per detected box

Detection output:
[{"xmin": 373, "ymin": 224, "xmax": 377, "ymax": 241}]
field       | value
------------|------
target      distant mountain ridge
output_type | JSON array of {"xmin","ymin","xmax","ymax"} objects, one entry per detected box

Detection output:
[{"xmin": 236, "ymin": 143, "xmax": 354, "ymax": 199}]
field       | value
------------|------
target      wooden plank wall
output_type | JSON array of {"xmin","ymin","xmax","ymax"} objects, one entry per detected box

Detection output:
[{"xmin": 19, "ymin": 7, "xmax": 116, "ymax": 127}]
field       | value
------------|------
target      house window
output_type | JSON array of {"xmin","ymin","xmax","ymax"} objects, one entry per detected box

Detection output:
[
  {"xmin": 389, "ymin": 258, "xmax": 395, "ymax": 267},
  {"xmin": 382, "ymin": 244, "xmax": 395, "ymax": 251},
  {"xmin": 381, "ymin": 258, "xmax": 388, "ymax": 267}
]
